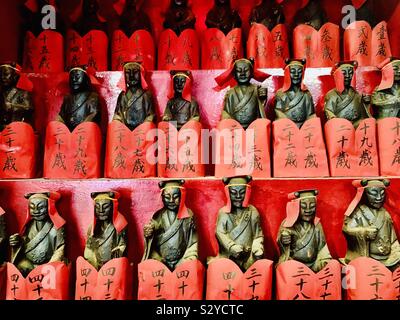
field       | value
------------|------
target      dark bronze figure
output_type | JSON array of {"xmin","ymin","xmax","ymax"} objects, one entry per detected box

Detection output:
[
  {"xmin": 249, "ymin": 0, "xmax": 285, "ymax": 31},
  {"xmin": 275, "ymin": 59, "xmax": 316, "ymax": 128},
  {"xmin": 57, "ymin": 67, "xmax": 101, "ymax": 132},
  {"xmin": 113, "ymin": 62, "xmax": 155, "ymax": 130},
  {"xmin": 119, "ymin": 0, "xmax": 152, "ymax": 35},
  {"xmin": 0, "ymin": 63, "xmax": 34, "ymax": 130},
  {"xmin": 163, "ymin": 0, "xmax": 196, "ymax": 36},
  {"xmin": 372, "ymin": 58, "xmax": 400, "ymax": 119},
  {"xmin": 343, "ymin": 179, "xmax": 400, "ymax": 271},
  {"xmin": 9, "ymin": 192, "xmax": 66, "ymax": 276},
  {"xmin": 325, "ymin": 61, "xmax": 371, "ymax": 128},
  {"xmin": 162, "ymin": 70, "xmax": 200, "ymax": 130},
  {"xmin": 142, "ymin": 180, "xmax": 198, "ymax": 271},
  {"xmin": 75, "ymin": 0, "xmax": 107, "ymax": 35},
  {"xmin": 84, "ymin": 192, "xmax": 128, "ymax": 270},
  {"xmin": 293, "ymin": 0, "xmax": 327, "ymax": 30},
  {"xmin": 221, "ymin": 58, "xmax": 268, "ymax": 129},
  {"xmin": 205, "ymin": 0, "xmax": 242, "ymax": 35},
  {"xmin": 215, "ymin": 176, "xmax": 264, "ymax": 271},
  {"xmin": 277, "ymin": 190, "xmax": 333, "ymax": 272}
]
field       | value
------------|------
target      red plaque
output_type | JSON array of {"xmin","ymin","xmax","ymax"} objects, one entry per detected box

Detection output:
[
  {"xmin": 105, "ymin": 121, "xmax": 156, "ymax": 179},
  {"xmin": 44, "ymin": 121, "xmax": 102, "ymax": 179},
  {"xmin": 111, "ymin": 30, "xmax": 155, "ymax": 71},
  {"xmin": 273, "ymin": 118, "xmax": 329, "ymax": 177},
  {"xmin": 138, "ymin": 259, "xmax": 205, "ymax": 300},
  {"xmin": 276, "ymin": 260, "xmax": 342, "ymax": 300},
  {"xmin": 215, "ymin": 119, "xmax": 271, "ymax": 178},
  {"xmin": 75, "ymin": 257, "xmax": 132, "ymax": 300},
  {"xmin": 377, "ymin": 117, "xmax": 400, "ymax": 176},
  {"xmin": 325, "ymin": 118, "xmax": 379, "ymax": 177}
]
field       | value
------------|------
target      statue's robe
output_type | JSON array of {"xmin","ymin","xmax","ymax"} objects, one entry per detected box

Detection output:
[
  {"xmin": 0, "ymin": 214, "xmax": 6, "ymax": 265},
  {"xmin": 12, "ymin": 220, "xmax": 65, "ymax": 276},
  {"xmin": 113, "ymin": 88, "xmax": 155, "ymax": 130},
  {"xmin": 215, "ymin": 205, "xmax": 264, "ymax": 271},
  {"xmin": 142, "ymin": 208, "xmax": 198, "ymax": 270},
  {"xmin": 275, "ymin": 89, "xmax": 315, "ymax": 128},
  {"xmin": 277, "ymin": 220, "xmax": 332, "ymax": 272},
  {"xmin": 372, "ymin": 87, "xmax": 400, "ymax": 119},
  {"xmin": 84, "ymin": 223, "xmax": 127, "ymax": 270},
  {"xmin": 58, "ymin": 91, "xmax": 100, "ymax": 131},
  {"xmin": 222, "ymin": 84, "xmax": 265, "ymax": 129},
  {"xmin": 163, "ymin": 8, "xmax": 196, "ymax": 36},
  {"xmin": 324, "ymin": 87, "xmax": 370, "ymax": 128},
  {"xmin": 163, "ymin": 98, "xmax": 200, "ymax": 130},
  {"xmin": 0, "ymin": 87, "xmax": 34, "ymax": 129},
  {"xmin": 205, "ymin": 6, "xmax": 242, "ymax": 35},
  {"xmin": 249, "ymin": 3, "xmax": 285, "ymax": 30},
  {"xmin": 293, "ymin": 0, "xmax": 327, "ymax": 30},
  {"xmin": 343, "ymin": 204, "xmax": 400, "ymax": 269}
]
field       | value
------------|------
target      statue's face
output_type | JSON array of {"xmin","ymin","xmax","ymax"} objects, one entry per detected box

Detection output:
[
  {"xmin": 341, "ymin": 66, "xmax": 354, "ymax": 87},
  {"xmin": 125, "ymin": 66, "xmax": 141, "ymax": 88},
  {"xmin": 289, "ymin": 64, "xmax": 303, "ymax": 86},
  {"xmin": 95, "ymin": 199, "xmax": 113, "ymax": 222},
  {"xmin": 365, "ymin": 186, "xmax": 386, "ymax": 209},
  {"xmin": 173, "ymin": 0, "xmax": 187, "ymax": 7},
  {"xmin": 29, "ymin": 198, "xmax": 49, "ymax": 222},
  {"xmin": 299, "ymin": 197, "xmax": 316, "ymax": 223},
  {"xmin": 234, "ymin": 61, "xmax": 252, "ymax": 85},
  {"xmin": 0, "ymin": 67, "xmax": 18, "ymax": 88},
  {"xmin": 70, "ymin": 69, "xmax": 87, "ymax": 92},
  {"xmin": 162, "ymin": 188, "xmax": 181, "ymax": 211},
  {"xmin": 393, "ymin": 63, "xmax": 400, "ymax": 82},
  {"xmin": 229, "ymin": 185, "xmax": 247, "ymax": 209},
  {"xmin": 173, "ymin": 75, "xmax": 187, "ymax": 95}
]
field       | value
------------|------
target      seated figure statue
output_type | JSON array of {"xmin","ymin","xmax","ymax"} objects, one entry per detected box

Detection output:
[
  {"xmin": 205, "ymin": 0, "xmax": 242, "ymax": 35},
  {"xmin": 275, "ymin": 58, "xmax": 316, "ymax": 128},
  {"xmin": 215, "ymin": 176, "xmax": 264, "ymax": 271},
  {"xmin": 163, "ymin": 0, "xmax": 196, "ymax": 36},
  {"xmin": 324, "ymin": 61, "xmax": 371, "ymax": 128},
  {"xmin": 113, "ymin": 62, "xmax": 155, "ymax": 130},
  {"xmin": 342, "ymin": 179, "xmax": 400, "ymax": 271},
  {"xmin": 84, "ymin": 191, "xmax": 128, "ymax": 270},
  {"xmin": 57, "ymin": 66, "xmax": 101, "ymax": 132},
  {"xmin": 142, "ymin": 180, "xmax": 198, "ymax": 271},
  {"xmin": 293, "ymin": 0, "xmax": 327, "ymax": 30},
  {"xmin": 249, "ymin": 0, "xmax": 285, "ymax": 31},
  {"xmin": 277, "ymin": 190, "xmax": 333, "ymax": 272},
  {"xmin": 9, "ymin": 192, "xmax": 66, "ymax": 276},
  {"xmin": 119, "ymin": 0, "xmax": 152, "ymax": 35}
]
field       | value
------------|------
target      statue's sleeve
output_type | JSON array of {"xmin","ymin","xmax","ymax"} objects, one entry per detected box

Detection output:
[
  {"xmin": 112, "ymin": 92, "xmax": 124, "ymax": 122},
  {"xmin": 50, "ymin": 226, "xmax": 65, "ymax": 263},
  {"xmin": 162, "ymin": 101, "xmax": 173, "ymax": 122},
  {"xmin": 274, "ymin": 91, "xmax": 288, "ymax": 119},
  {"xmin": 371, "ymin": 89, "xmax": 388, "ymax": 107},
  {"xmin": 114, "ymin": 228, "xmax": 128, "ymax": 258},
  {"xmin": 182, "ymin": 216, "xmax": 198, "ymax": 261},
  {"xmin": 251, "ymin": 207, "xmax": 264, "ymax": 254},
  {"xmin": 277, "ymin": 222, "xmax": 292, "ymax": 264},
  {"xmin": 305, "ymin": 91, "xmax": 316, "ymax": 118},
  {"xmin": 216, "ymin": 211, "xmax": 236, "ymax": 253},
  {"xmin": 222, "ymin": 92, "xmax": 233, "ymax": 119},
  {"xmin": 312, "ymin": 223, "xmax": 332, "ymax": 272},
  {"xmin": 57, "ymin": 97, "xmax": 68, "ymax": 123},
  {"xmin": 190, "ymin": 100, "xmax": 200, "ymax": 122},
  {"xmin": 85, "ymin": 93, "xmax": 100, "ymax": 122},
  {"xmin": 324, "ymin": 91, "xmax": 337, "ymax": 120},
  {"xmin": 144, "ymin": 91, "xmax": 156, "ymax": 122}
]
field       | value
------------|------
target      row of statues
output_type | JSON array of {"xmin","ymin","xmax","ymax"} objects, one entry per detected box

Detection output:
[{"xmin": 1, "ymin": 177, "xmax": 399, "ymax": 280}]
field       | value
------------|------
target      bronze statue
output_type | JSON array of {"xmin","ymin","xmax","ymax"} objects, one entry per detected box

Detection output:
[
  {"xmin": 0, "ymin": 209, "xmax": 5, "ymax": 265},
  {"xmin": 342, "ymin": 179, "xmax": 400, "ymax": 271},
  {"xmin": 324, "ymin": 61, "xmax": 371, "ymax": 128},
  {"xmin": 205, "ymin": 0, "xmax": 242, "ymax": 35},
  {"xmin": 163, "ymin": 0, "xmax": 196, "ymax": 36},
  {"xmin": 75, "ymin": 0, "xmax": 107, "ymax": 36},
  {"xmin": 218, "ymin": 58, "xmax": 269, "ymax": 129},
  {"xmin": 249, "ymin": 0, "xmax": 285, "ymax": 31},
  {"xmin": 215, "ymin": 176, "xmax": 264, "ymax": 271},
  {"xmin": 293, "ymin": 0, "xmax": 327, "ymax": 30},
  {"xmin": 372, "ymin": 58, "xmax": 400, "ymax": 119},
  {"xmin": 277, "ymin": 190, "xmax": 333, "ymax": 272},
  {"xmin": 9, "ymin": 192, "xmax": 66, "ymax": 276},
  {"xmin": 57, "ymin": 66, "xmax": 101, "ymax": 132},
  {"xmin": 162, "ymin": 70, "xmax": 200, "ymax": 130},
  {"xmin": 142, "ymin": 180, "xmax": 198, "ymax": 271},
  {"xmin": 113, "ymin": 62, "xmax": 155, "ymax": 130},
  {"xmin": 0, "ymin": 63, "xmax": 34, "ymax": 130},
  {"xmin": 84, "ymin": 192, "xmax": 128, "ymax": 270},
  {"xmin": 275, "ymin": 59, "xmax": 316, "ymax": 128},
  {"xmin": 119, "ymin": 0, "xmax": 152, "ymax": 35}
]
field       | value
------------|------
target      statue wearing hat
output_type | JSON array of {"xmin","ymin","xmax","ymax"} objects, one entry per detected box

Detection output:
[
  {"xmin": 9, "ymin": 192, "xmax": 66, "ymax": 276},
  {"xmin": 342, "ymin": 179, "xmax": 400, "ymax": 270},
  {"xmin": 324, "ymin": 61, "xmax": 371, "ymax": 128},
  {"xmin": 205, "ymin": 0, "xmax": 242, "ymax": 35},
  {"xmin": 84, "ymin": 191, "xmax": 128, "ymax": 270},
  {"xmin": 277, "ymin": 190, "xmax": 333, "ymax": 272},
  {"xmin": 371, "ymin": 58, "xmax": 400, "ymax": 119},
  {"xmin": 162, "ymin": 70, "xmax": 200, "ymax": 130},
  {"xmin": 113, "ymin": 62, "xmax": 155, "ymax": 131},
  {"xmin": 275, "ymin": 59, "xmax": 316, "ymax": 128},
  {"xmin": 142, "ymin": 180, "xmax": 198, "ymax": 271},
  {"xmin": 215, "ymin": 58, "xmax": 269, "ymax": 130},
  {"xmin": 249, "ymin": 0, "xmax": 285, "ymax": 31},
  {"xmin": 215, "ymin": 176, "xmax": 264, "ymax": 271},
  {"xmin": 0, "ymin": 63, "xmax": 34, "ymax": 131},
  {"xmin": 57, "ymin": 66, "xmax": 101, "ymax": 132}
]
